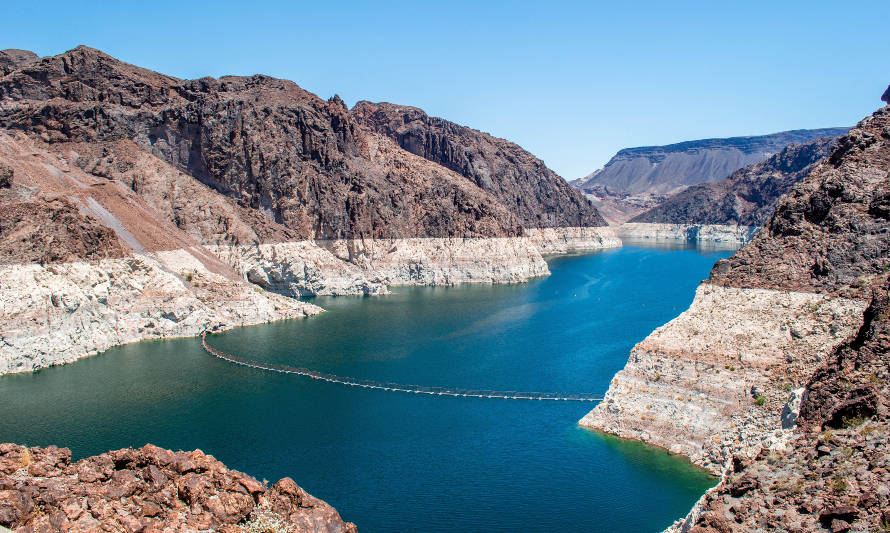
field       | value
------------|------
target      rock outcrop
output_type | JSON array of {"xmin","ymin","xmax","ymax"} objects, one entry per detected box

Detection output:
[
  {"xmin": 583, "ymin": 104, "xmax": 890, "ymax": 532},
  {"xmin": 630, "ymin": 137, "xmax": 839, "ymax": 227},
  {"xmin": 580, "ymin": 284, "xmax": 865, "ymax": 472},
  {"xmin": 710, "ymin": 106, "xmax": 890, "ymax": 298},
  {"xmin": 0, "ymin": 443, "xmax": 355, "ymax": 532},
  {"xmin": 679, "ymin": 275, "xmax": 890, "ymax": 533}
]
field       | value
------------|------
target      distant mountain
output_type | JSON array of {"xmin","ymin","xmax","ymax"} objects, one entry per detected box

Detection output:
[
  {"xmin": 573, "ymin": 128, "xmax": 849, "ymax": 197},
  {"xmin": 630, "ymin": 136, "xmax": 839, "ymax": 226}
]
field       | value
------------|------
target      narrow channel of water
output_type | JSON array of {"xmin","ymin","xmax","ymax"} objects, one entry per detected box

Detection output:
[{"xmin": 0, "ymin": 245, "xmax": 732, "ymax": 532}]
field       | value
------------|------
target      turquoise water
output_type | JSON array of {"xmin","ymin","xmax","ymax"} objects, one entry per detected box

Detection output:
[{"xmin": 0, "ymin": 245, "xmax": 731, "ymax": 532}]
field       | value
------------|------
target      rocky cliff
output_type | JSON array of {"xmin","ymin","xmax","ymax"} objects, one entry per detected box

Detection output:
[
  {"xmin": 351, "ymin": 101, "xmax": 605, "ymax": 229},
  {"xmin": 0, "ymin": 443, "xmax": 355, "ymax": 532},
  {"xmin": 630, "ymin": 137, "xmax": 839, "ymax": 227},
  {"xmin": 582, "ymin": 104, "xmax": 890, "ymax": 532}
]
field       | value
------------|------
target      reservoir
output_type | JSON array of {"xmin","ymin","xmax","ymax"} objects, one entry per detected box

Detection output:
[{"xmin": 0, "ymin": 244, "xmax": 732, "ymax": 532}]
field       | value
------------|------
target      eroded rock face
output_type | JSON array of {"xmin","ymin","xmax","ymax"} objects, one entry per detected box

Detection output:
[
  {"xmin": 0, "ymin": 443, "xmax": 356, "ymax": 533},
  {"xmin": 679, "ymin": 276, "xmax": 890, "ymax": 533},
  {"xmin": 351, "ymin": 100, "xmax": 606, "ymax": 229},
  {"xmin": 0, "ymin": 251, "xmax": 320, "ymax": 375},
  {"xmin": 579, "ymin": 284, "xmax": 865, "ymax": 473},
  {"xmin": 0, "ymin": 196, "xmax": 128, "ymax": 264},
  {"xmin": 0, "ymin": 49, "xmax": 37, "ymax": 75}
]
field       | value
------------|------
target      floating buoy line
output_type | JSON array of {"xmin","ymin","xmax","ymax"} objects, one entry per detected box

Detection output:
[{"xmin": 201, "ymin": 332, "xmax": 603, "ymax": 402}]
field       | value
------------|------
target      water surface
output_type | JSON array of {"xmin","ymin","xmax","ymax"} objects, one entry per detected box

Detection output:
[{"xmin": 0, "ymin": 245, "xmax": 731, "ymax": 532}]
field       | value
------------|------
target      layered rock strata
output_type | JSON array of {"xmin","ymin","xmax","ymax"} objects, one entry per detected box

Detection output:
[
  {"xmin": 579, "ymin": 284, "xmax": 865, "ymax": 473},
  {"xmin": 0, "ymin": 443, "xmax": 355, "ymax": 532},
  {"xmin": 0, "ymin": 250, "xmax": 321, "ymax": 375},
  {"xmin": 677, "ymin": 275, "xmax": 890, "ymax": 532},
  {"xmin": 574, "ymin": 128, "xmax": 848, "ymax": 197},
  {"xmin": 618, "ymin": 223, "xmax": 759, "ymax": 247},
  {"xmin": 523, "ymin": 226, "xmax": 622, "ymax": 254}
]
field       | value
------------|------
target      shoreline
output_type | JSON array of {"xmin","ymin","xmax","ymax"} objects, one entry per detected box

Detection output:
[{"xmin": 0, "ymin": 228, "xmax": 621, "ymax": 376}]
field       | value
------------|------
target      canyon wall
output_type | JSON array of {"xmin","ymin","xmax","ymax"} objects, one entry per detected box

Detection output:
[
  {"xmin": 630, "ymin": 136, "xmax": 839, "ymax": 227},
  {"xmin": 582, "ymin": 104, "xmax": 890, "ymax": 532}
]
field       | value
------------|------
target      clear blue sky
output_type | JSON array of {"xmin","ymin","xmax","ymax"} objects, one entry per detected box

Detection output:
[{"xmin": 5, "ymin": 1, "xmax": 889, "ymax": 179}]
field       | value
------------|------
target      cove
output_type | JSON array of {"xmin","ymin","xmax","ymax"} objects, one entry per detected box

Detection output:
[{"xmin": 0, "ymin": 244, "xmax": 732, "ymax": 532}]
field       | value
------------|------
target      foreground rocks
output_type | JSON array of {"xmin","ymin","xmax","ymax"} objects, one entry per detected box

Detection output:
[{"xmin": 0, "ymin": 443, "xmax": 356, "ymax": 533}]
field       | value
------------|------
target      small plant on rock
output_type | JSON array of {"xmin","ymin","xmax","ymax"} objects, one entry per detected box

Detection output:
[
  {"xmin": 830, "ymin": 476, "xmax": 848, "ymax": 494},
  {"xmin": 841, "ymin": 415, "xmax": 866, "ymax": 428},
  {"xmin": 754, "ymin": 395, "xmax": 766, "ymax": 406}
]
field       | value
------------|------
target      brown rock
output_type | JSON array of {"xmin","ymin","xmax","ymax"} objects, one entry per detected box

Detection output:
[
  {"xmin": 729, "ymin": 474, "xmax": 759, "ymax": 497},
  {"xmin": 0, "ymin": 443, "xmax": 354, "ymax": 532}
]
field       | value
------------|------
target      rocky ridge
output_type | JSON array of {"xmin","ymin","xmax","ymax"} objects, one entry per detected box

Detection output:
[
  {"xmin": 0, "ymin": 443, "xmax": 355, "ymax": 532},
  {"xmin": 582, "ymin": 104, "xmax": 890, "ymax": 532},
  {"xmin": 574, "ymin": 128, "xmax": 848, "ymax": 197}
]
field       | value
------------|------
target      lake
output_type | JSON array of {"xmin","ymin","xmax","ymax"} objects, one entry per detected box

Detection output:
[{"xmin": 0, "ymin": 244, "xmax": 733, "ymax": 532}]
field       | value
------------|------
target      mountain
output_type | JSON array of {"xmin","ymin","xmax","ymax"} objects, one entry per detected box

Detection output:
[
  {"xmin": 629, "ymin": 136, "xmax": 839, "ymax": 227},
  {"xmin": 572, "ymin": 128, "xmax": 848, "ymax": 224},
  {"xmin": 574, "ymin": 128, "xmax": 849, "ymax": 196},
  {"xmin": 0, "ymin": 46, "xmax": 603, "ymax": 242},
  {"xmin": 352, "ymin": 101, "xmax": 605, "ymax": 228},
  {"xmin": 0, "ymin": 46, "xmax": 620, "ymax": 376}
]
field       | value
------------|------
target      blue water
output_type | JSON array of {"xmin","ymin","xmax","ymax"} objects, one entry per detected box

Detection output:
[{"xmin": 0, "ymin": 245, "xmax": 732, "ymax": 532}]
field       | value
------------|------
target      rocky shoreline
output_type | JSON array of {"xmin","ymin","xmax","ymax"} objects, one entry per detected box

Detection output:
[
  {"xmin": 618, "ymin": 223, "xmax": 759, "ymax": 247},
  {"xmin": 584, "ymin": 104, "xmax": 890, "ymax": 531},
  {"xmin": 579, "ymin": 284, "xmax": 865, "ymax": 473},
  {"xmin": 0, "ymin": 228, "xmax": 620, "ymax": 376}
]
